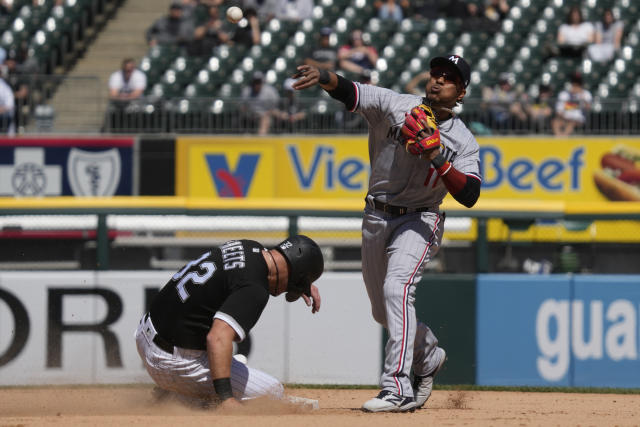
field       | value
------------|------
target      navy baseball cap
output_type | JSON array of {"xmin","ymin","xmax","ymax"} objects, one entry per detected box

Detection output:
[
  {"xmin": 320, "ymin": 27, "xmax": 332, "ymax": 36},
  {"xmin": 430, "ymin": 54, "xmax": 471, "ymax": 88}
]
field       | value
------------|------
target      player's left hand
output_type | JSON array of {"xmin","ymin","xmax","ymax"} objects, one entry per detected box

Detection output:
[
  {"xmin": 401, "ymin": 105, "xmax": 442, "ymax": 157},
  {"xmin": 302, "ymin": 284, "xmax": 321, "ymax": 313},
  {"xmin": 216, "ymin": 397, "xmax": 243, "ymax": 413}
]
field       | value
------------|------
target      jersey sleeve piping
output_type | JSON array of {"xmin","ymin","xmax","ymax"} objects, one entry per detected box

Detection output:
[
  {"xmin": 350, "ymin": 81, "xmax": 359, "ymax": 112},
  {"xmin": 467, "ymin": 172, "xmax": 482, "ymax": 182},
  {"xmin": 214, "ymin": 311, "xmax": 246, "ymax": 342}
]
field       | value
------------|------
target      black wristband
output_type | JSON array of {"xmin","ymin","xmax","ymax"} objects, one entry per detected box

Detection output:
[
  {"xmin": 213, "ymin": 377, "xmax": 233, "ymax": 401},
  {"xmin": 318, "ymin": 69, "xmax": 331, "ymax": 85},
  {"xmin": 430, "ymin": 153, "xmax": 447, "ymax": 169}
]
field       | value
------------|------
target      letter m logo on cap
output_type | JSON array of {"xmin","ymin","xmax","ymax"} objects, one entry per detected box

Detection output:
[{"xmin": 449, "ymin": 55, "xmax": 459, "ymax": 64}]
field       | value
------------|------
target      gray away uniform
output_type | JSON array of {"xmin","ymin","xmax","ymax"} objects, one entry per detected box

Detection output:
[{"xmin": 353, "ymin": 82, "xmax": 482, "ymax": 397}]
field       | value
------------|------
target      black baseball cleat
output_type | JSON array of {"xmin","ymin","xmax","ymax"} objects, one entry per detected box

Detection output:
[{"xmin": 362, "ymin": 390, "xmax": 417, "ymax": 413}]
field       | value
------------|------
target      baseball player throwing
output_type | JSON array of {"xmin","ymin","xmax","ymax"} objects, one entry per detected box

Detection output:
[
  {"xmin": 293, "ymin": 54, "xmax": 482, "ymax": 412},
  {"xmin": 134, "ymin": 235, "xmax": 324, "ymax": 410}
]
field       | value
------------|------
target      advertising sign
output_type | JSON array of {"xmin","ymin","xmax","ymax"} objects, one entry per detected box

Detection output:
[
  {"xmin": 0, "ymin": 138, "xmax": 134, "ymax": 197},
  {"xmin": 476, "ymin": 274, "xmax": 640, "ymax": 387},
  {"xmin": 176, "ymin": 136, "xmax": 640, "ymax": 202},
  {"xmin": 0, "ymin": 271, "xmax": 379, "ymax": 385},
  {"xmin": 176, "ymin": 136, "xmax": 370, "ymax": 198},
  {"xmin": 479, "ymin": 138, "xmax": 640, "ymax": 202}
]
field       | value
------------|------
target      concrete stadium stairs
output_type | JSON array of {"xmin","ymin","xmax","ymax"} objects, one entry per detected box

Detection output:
[{"xmin": 37, "ymin": 0, "xmax": 172, "ymax": 133}]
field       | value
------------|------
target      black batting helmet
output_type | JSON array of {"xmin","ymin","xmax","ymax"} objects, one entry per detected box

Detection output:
[{"xmin": 274, "ymin": 235, "xmax": 324, "ymax": 302}]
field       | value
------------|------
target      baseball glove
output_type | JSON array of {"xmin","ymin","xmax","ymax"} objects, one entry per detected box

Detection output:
[{"xmin": 400, "ymin": 104, "xmax": 441, "ymax": 156}]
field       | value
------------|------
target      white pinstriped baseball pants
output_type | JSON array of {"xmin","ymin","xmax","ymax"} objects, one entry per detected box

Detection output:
[
  {"xmin": 361, "ymin": 206, "xmax": 444, "ymax": 397},
  {"xmin": 134, "ymin": 314, "xmax": 284, "ymax": 401}
]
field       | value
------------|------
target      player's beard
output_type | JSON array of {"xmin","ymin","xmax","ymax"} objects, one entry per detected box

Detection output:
[{"xmin": 426, "ymin": 95, "xmax": 455, "ymax": 118}]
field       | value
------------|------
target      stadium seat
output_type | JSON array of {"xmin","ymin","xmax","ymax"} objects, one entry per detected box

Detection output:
[
  {"xmin": 339, "ymin": 7, "xmax": 365, "ymax": 31},
  {"xmin": 184, "ymin": 81, "xmax": 208, "ymax": 98},
  {"xmin": 351, "ymin": 0, "xmax": 375, "ymax": 19},
  {"xmin": 457, "ymin": 32, "xmax": 491, "ymax": 63},
  {"xmin": 320, "ymin": 0, "xmax": 342, "ymax": 22},
  {"xmin": 364, "ymin": 18, "xmax": 397, "ymax": 51},
  {"xmin": 27, "ymin": 30, "xmax": 55, "ymax": 73},
  {"xmin": 398, "ymin": 19, "xmax": 430, "ymax": 46},
  {"xmin": 174, "ymin": 56, "xmax": 206, "ymax": 86},
  {"xmin": 217, "ymin": 81, "xmax": 243, "ymax": 98},
  {"xmin": 156, "ymin": 75, "xmax": 183, "ymax": 98},
  {"xmin": 0, "ymin": 0, "xmax": 26, "ymax": 30},
  {"xmin": 91, "ymin": 0, "xmax": 635, "ymax": 133},
  {"xmin": 15, "ymin": 5, "xmax": 38, "ymax": 34},
  {"xmin": 168, "ymin": 97, "xmax": 211, "ymax": 134},
  {"xmin": 140, "ymin": 44, "xmax": 180, "ymax": 89},
  {"xmin": 616, "ymin": 0, "xmax": 640, "ymax": 30}
]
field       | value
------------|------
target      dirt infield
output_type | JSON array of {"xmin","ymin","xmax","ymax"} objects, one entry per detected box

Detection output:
[{"xmin": 1, "ymin": 385, "xmax": 640, "ymax": 426}]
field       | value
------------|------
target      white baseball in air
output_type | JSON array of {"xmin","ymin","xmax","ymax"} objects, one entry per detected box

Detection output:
[{"xmin": 226, "ymin": 6, "xmax": 243, "ymax": 24}]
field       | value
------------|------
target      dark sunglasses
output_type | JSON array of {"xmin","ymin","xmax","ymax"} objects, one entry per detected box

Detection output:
[{"xmin": 430, "ymin": 67, "xmax": 461, "ymax": 85}]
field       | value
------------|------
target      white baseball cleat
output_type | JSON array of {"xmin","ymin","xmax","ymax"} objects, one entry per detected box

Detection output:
[
  {"xmin": 233, "ymin": 354, "xmax": 248, "ymax": 364},
  {"xmin": 362, "ymin": 390, "xmax": 417, "ymax": 413},
  {"xmin": 413, "ymin": 347, "xmax": 446, "ymax": 408}
]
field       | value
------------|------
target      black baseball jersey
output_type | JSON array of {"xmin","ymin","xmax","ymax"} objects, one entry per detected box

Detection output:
[{"xmin": 149, "ymin": 240, "xmax": 270, "ymax": 350}]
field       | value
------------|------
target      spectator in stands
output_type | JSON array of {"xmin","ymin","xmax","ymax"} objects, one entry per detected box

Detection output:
[
  {"xmin": 444, "ymin": 0, "xmax": 492, "ymax": 33},
  {"xmin": 177, "ymin": 0, "xmax": 198, "ymax": 21},
  {"xmin": 525, "ymin": 84, "xmax": 554, "ymax": 133},
  {"xmin": 274, "ymin": 0, "xmax": 313, "ymax": 22},
  {"xmin": 552, "ymin": 72, "xmax": 592, "ymax": 137},
  {"xmin": 304, "ymin": 27, "xmax": 337, "ymax": 71},
  {"xmin": 272, "ymin": 78, "xmax": 307, "ymax": 132},
  {"xmin": 0, "ymin": 0, "xmax": 12, "ymax": 29},
  {"xmin": 108, "ymin": 58, "xmax": 147, "ymax": 107},
  {"xmin": 587, "ymin": 8, "xmax": 623, "ymax": 64},
  {"xmin": 31, "ymin": 0, "xmax": 50, "ymax": 18},
  {"xmin": 404, "ymin": 70, "xmax": 430, "ymax": 95},
  {"xmin": 409, "ymin": 0, "xmax": 442, "ymax": 21},
  {"xmin": 242, "ymin": 0, "xmax": 278, "ymax": 23},
  {"xmin": 481, "ymin": 72, "xmax": 527, "ymax": 132},
  {"xmin": 3, "ymin": 49, "xmax": 32, "ymax": 131},
  {"xmin": 189, "ymin": 5, "xmax": 230, "ymax": 56},
  {"xmin": 442, "ymin": 0, "xmax": 470, "ymax": 18},
  {"xmin": 0, "ymin": 75, "xmax": 14, "ymax": 134},
  {"xmin": 556, "ymin": 6, "xmax": 594, "ymax": 59},
  {"xmin": 8, "ymin": 40, "xmax": 38, "ymax": 74},
  {"xmin": 484, "ymin": 0, "xmax": 509, "ymax": 24},
  {"xmin": 146, "ymin": 3, "xmax": 196, "ymax": 49},
  {"xmin": 376, "ymin": 0, "xmax": 404, "ymax": 22},
  {"xmin": 232, "ymin": 7, "xmax": 261, "ymax": 48},
  {"xmin": 241, "ymin": 71, "xmax": 280, "ymax": 135},
  {"xmin": 338, "ymin": 30, "xmax": 378, "ymax": 76}
]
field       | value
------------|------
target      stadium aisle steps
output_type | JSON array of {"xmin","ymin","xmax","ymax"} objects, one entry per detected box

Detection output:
[{"xmin": 32, "ymin": 0, "xmax": 172, "ymax": 133}]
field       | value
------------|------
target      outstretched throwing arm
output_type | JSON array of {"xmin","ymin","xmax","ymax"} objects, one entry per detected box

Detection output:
[{"xmin": 291, "ymin": 65, "xmax": 358, "ymax": 111}]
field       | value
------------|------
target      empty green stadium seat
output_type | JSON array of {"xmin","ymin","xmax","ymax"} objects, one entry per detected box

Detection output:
[
  {"xmin": 217, "ymin": 82, "xmax": 243, "ymax": 98},
  {"xmin": 140, "ymin": 44, "xmax": 180, "ymax": 87}
]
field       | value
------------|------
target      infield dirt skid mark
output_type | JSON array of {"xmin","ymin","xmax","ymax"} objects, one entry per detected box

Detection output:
[{"xmin": 445, "ymin": 390, "xmax": 469, "ymax": 409}]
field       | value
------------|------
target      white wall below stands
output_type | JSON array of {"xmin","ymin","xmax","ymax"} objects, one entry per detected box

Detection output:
[{"xmin": 0, "ymin": 271, "xmax": 381, "ymax": 386}]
